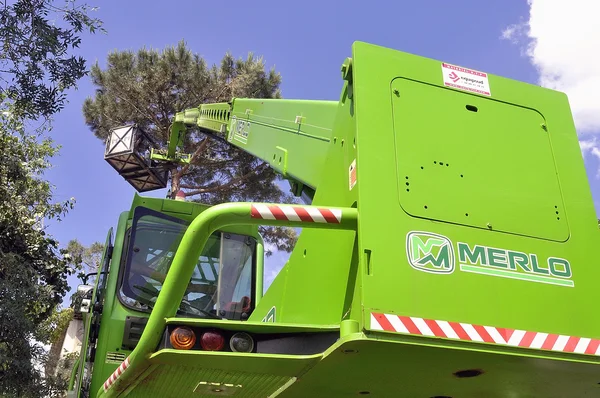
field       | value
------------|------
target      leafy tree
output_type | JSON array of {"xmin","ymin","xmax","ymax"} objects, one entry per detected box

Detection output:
[
  {"xmin": 0, "ymin": 1, "xmax": 102, "ymax": 395},
  {"xmin": 0, "ymin": 108, "xmax": 78, "ymax": 397},
  {"xmin": 0, "ymin": 0, "xmax": 104, "ymax": 119},
  {"xmin": 41, "ymin": 308, "xmax": 75, "ymax": 377},
  {"xmin": 66, "ymin": 239, "xmax": 104, "ymax": 277},
  {"xmin": 63, "ymin": 239, "xmax": 103, "ymax": 314},
  {"xmin": 83, "ymin": 41, "xmax": 297, "ymax": 253}
]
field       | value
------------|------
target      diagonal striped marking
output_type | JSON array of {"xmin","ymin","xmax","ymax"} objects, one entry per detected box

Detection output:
[
  {"xmin": 574, "ymin": 338, "xmax": 590, "ymax": 354},
  {"xmin": 542, "ymin": 334, "xmax": 559, "ymax": 350},
  {"xmin": 293, "ymin": 207, "xmax": 315, "ymax": 222},
  {"xmin": 502, "ymin": 328, "xmax": 516, "ymax": 343},
  {"xmin": 103, "ymin": 356, "xmax": 130, "ymax": 391},
  {"xmin": 586, "ymin": 339, "xmax": 600, "ymax": 355},
  {"xmin": 252, "ymin": 204, "xmax": 275, "ymax": 219},
  {"xmin": 507, "ymin": 330, "xmax": 527, "ymax": 346},
  {"xmin": 437, "ymin": 320, "xmax": 459, "ymax": 339},
  {"xmin": 412, "ymin": 317, "xmax": 435, "ymax": 337},
  {"xmin": 460, "ymin": 323, "xmax": 484, "ymax": 342},
  {"xmin": 368, "ymin": 313, "xmax": 600, "ymax": 357},
  {"xmin": 518, "ymin": 331, "xmax": 537, "ymax": 348},
  {"xmin": 553, "ymin": 335, "xmax": 570, "ymax": 352},
  {"xmin": 268, "ymin": 206, "xmax": 289, "ymax": 221},
  {"xmin": 483, "ymin": 326, "xmax": 506, "ymax": 344},
  {"xmin": 563, "ymin": 336, "xmax": 581, "ymax": 353},
  {"xmin": 370, "ymin": 313, "xmax": 383, "ymax": 331},
  {"xmin": 281, "ymin": 206, "xmax": 301, "ymax": 221},
  {"xmin": 472, "ymin": 324, "xmax": 494, "ymax": 343},
  {"xmin": 448, "ymin": 321, "xmax": 470, "ymax": 341},
  {"xmin": 372, "ymin": 313, "xmax": 394, "ymax": 332},
  {"xmin": 250, "ymin": 205, "xmax": 343, "ymax": 224},
  {"xmin": 331, "ymin": 209, "xmax": 343, "ymax": 222},
  {"xmin": 399, "ymin": 316, "xmax": 421, "ymax": 335},
  {"xmin": 387, "ymin": 315, "xmax": 409, "ymax": 334},
  {"xmin": 306, "ymin": 207, "xmax": 326, "ymax": 223},
  {"xmin": 530, "ymin": 332, "xmax": 548, "ymax": 349},
  {"xmin": 424, "ymin": 318, "xmax": 446, "ymax": 338},
  {"xmin": 319, "ymin": 208, "xmax": 341, "ymax": 223}
]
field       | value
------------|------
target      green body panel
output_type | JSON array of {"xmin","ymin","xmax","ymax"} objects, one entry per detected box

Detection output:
[
  {"xmin": 251, "ymin": 84, "xmax": 359, "ymax": 326},
  {"xmin": 226, "ymin": 99, "xmax": 337, "ymax": 189},
  {"xmin": 86, "ymin": 211, "xmax": 128, "ymax": 396},
  {"xmin": 73, "ymin": 226, "xmax": 115, "ymax": 397},
  {"xmin": 350, "ymin": 42, "xmax": 597, "ymax": 338},
  {"xmin": 82, "ymin": 196, "xmax": 264, "ymax": 396},
  {"xmin": 75, "ymin": 41, "xmax": 600, "ymax": 398},
  {"xmin": 393, "ymin": 77, "xmax": 567, "ymax": 241}
]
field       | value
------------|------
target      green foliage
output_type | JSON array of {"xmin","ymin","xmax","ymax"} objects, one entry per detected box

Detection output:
[
  {"xmin": 82, "ymin": 41, "xmax": 298, "ymax": 251},
  {"xmin": 38, "ymin": 308, "xmax": 74, "ymax": 345},
  {"xmin": 0, "ymin": 2, "xmax": 101, "ymax": 395},
  {"xmin": 0, "ymin": 0, "xmax": 104, "ymax": 119},
  {"xmin": 41, "ymin": 307, "xmax": 74, "ymax": 380},
  {"xmin": 0, "ymin": 107, "xmax": 80, "ymax": 397},
  {"xmin": 65, "ymin": 239, "xmax": 104, "ymax": 280}
]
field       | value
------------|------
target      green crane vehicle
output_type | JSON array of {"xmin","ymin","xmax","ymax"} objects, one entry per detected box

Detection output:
[{"xmin": 68, "ymin": 41, "xmax": 600, "ymax": 398}]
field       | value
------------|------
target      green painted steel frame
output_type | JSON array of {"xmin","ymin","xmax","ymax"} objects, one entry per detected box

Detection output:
[
  {"xmin": 84, "ymin": 40, "xmax": 600, "ymax": 397},
  {"xmin": 98, "ymin": 202, "xmax": 358, "ymax": 397}
]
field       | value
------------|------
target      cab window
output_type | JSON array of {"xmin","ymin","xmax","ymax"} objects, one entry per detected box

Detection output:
[{"xmin": 119, "ymin": 207, "xmax": 256, "ymax": 320}]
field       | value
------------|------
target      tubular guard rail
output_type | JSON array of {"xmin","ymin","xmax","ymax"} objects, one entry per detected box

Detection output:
[{"xmin": 98, "ymin": 202, "xmax": 358, "ymax": 397}]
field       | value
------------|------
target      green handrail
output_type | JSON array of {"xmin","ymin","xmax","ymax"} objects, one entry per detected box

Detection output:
[
  {"xmin": 98, "ymin": 202, "xmax": 358, "ymax": 397},
  {"xmin": 68, "ymin": 357, "xmax": 80, "ymax": 391}
]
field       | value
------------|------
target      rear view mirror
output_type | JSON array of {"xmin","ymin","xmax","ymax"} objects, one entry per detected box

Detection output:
[
  {"xmin": 77, "ymin": 284, "xmax": 93, "ymax": 295},
  {"xmin": 77, "ymin": 284, "xmax": 94, "ymax": 313}
]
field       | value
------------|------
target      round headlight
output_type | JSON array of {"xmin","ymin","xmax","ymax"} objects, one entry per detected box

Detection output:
[{"xmin": 229, "ymin": 332, "xmax": 254, "ymax": 353}]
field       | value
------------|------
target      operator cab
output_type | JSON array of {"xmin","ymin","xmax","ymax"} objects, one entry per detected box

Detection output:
[{"xmin": 119, "ymin": 206, "xmax": 257, "ymax": 321}]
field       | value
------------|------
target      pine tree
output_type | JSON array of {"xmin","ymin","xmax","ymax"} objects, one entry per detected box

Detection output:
[{"xmin": 83, "ymin": 41, "xmax": 297, "ymax": 252}]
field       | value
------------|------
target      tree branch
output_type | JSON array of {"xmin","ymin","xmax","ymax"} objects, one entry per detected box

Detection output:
[{"xmin": 183, "ymin": 163, "xmax": 269, "ymax": 197}]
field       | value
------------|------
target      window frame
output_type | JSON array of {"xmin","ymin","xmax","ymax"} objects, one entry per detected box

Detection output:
[{"xmin": 116, "ymin": 206, "xmax": 258, "ymax": 320}]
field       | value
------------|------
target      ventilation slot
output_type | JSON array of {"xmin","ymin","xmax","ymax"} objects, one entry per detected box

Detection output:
[{"xmin": 105, "ymin": 351, "xmax": 126, "ymax": 363}]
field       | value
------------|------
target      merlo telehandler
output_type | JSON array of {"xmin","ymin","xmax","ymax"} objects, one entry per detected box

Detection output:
[{"xmin": 68, "ymin": 42, "xmax": 600, "ymax": 398}]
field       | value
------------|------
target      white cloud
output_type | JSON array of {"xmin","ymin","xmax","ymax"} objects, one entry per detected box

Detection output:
[
  {"xmin": 578, "ymin": 138, "xmax": 600, "ymax": 178},
  {"xmin": 580, "ymin": 139, "xmax": 597, "ymax": 153},
  {"xmin": 503, "ymin": 1, "xmax": 600, "ymax": 134},
  {"xmin": 501, "ymin": 22, "xmax": 526, "ymax": 45}
]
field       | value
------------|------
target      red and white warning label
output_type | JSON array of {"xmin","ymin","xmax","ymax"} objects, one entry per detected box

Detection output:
[{"xmin": 441, "ymin": 63, "xmax": 491, "ymax": 96}]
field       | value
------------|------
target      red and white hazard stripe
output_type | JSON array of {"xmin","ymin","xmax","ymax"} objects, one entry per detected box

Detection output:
[
  {"xmin": 103, "ymin": 356, "xmax": 131, "ymax": 392},
  {"xmin": 251, "ymin": 204, "xmax": 342, "ymax": 224},
  {"xmin": 370, "ymin": 313, "xmax": 600, "ymax": 356}
]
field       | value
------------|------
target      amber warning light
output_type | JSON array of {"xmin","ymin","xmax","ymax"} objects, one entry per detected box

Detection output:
[{"xmin": 170, "ymin": 326, "xmax": 196, "ymax": 350}]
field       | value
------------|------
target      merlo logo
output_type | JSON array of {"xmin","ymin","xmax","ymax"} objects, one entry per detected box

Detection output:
[{"xmin": 406, "ymin": 232, "xmax": 455, "ymax": 274}]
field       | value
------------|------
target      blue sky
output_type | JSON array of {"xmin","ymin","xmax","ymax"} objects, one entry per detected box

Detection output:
[{"xmin": 44, "ymin": 0, "xmax": 600, "ymax": 303}]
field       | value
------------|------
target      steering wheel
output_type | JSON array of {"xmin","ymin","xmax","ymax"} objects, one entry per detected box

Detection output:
[
  {"xmin": 130, "ymin": 261, "xmax": 216, "ymax": 295},
  {"xmin": 179, "ymin": 299, "xmax": 221, "ymax": 319}
]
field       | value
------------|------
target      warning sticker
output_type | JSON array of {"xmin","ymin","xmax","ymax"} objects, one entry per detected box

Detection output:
[
  {"xmin": 349, "ymin": 159, "xmax": 357, "ymax": 190},
  {"xmin": 441, "ymin": 63, "xmax": 491, "ymax": 96}
]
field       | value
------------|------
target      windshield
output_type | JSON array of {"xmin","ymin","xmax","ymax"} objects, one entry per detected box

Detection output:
[{"xmin": 119, "ymin": 207, "xmax": 256, "ymax": 320}]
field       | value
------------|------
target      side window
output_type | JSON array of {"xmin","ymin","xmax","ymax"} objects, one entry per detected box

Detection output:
[
  {"xmin": 118, "ymin": 207, "xmax": 257, "ymax": 320},
  {"xmin": 216, "ymin": 233, "xmax": 256, "ymax": 320}
]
